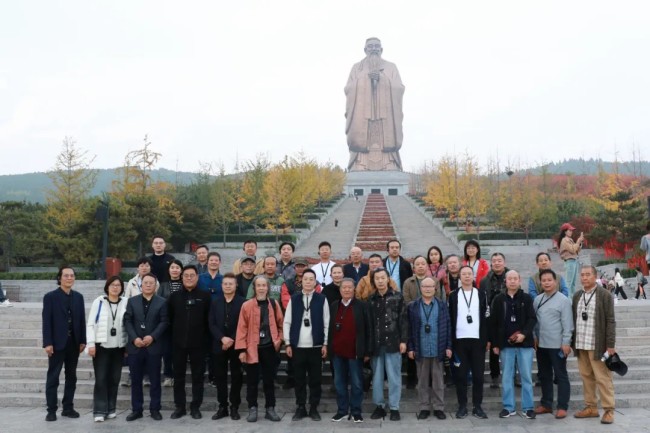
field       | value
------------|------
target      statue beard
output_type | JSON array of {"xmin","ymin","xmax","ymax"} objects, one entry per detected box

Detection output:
[{"xmin": 366, "ymin": 52, "xmax": 381, "ymax": 74}]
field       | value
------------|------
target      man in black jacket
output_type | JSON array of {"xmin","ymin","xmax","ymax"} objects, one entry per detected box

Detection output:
[
  {"xmin": 490, "ymin": 270, "xmax": 537, "ymax": 419},
  {"xmin": 448, "ymin": 266, "xmax": 489, "ymax": 420},
  {"xmin": 479, "ymin": 252, "xmax": 509, "ymax": 388},
  {"xmin": 208, "ymin": 273, "xmax": 245, "ymax": 421},
  {"xmin": 367, "ymin": 267, "xmax": 408, "ymax": 421},
  {"xmin": 148, "ymin": 235, "xmax": 175, "ymax": 284},
  {"xmin": 328, "ymin": 278, "xmax": 373, "ymax": 422},
  {"xmin": 343, "ymin": 246, "xmax": 369, "ymax": 286},
  {"xmin": 168, "ymin": 265, "xmax": 211, "ymax": 420},
  {"xmin": 383, "ymin": 239, "xmax": 413, "ymax": 290},
  {"xmin": 124, "ymin": 273, "xmax": 169, "ymax": 421}
]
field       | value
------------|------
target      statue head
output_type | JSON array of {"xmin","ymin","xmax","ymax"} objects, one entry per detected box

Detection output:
[{"xmin": 364, "ymin": 37, "xmax": 383, "ymax": 57}]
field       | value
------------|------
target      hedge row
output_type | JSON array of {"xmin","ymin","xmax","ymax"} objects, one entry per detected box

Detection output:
[
  {"xmin": 621, "ymin": 269, "xmax": 637, "ymax": 278},
  {"xmin": 596, "ymin": 259, "xmax": 627, "ymax": 267},
  {"xmin": 457, "ymin": 232, "xmax": 554, "ymax": 241}
]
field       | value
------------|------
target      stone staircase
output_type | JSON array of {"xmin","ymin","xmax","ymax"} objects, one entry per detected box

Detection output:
[
  {"xmin": 1, "ymin": 300, "xmax": 649, "ymax": 413},
  {"xmin": 354, "ymin": 194, "xmax": 397, "ymax": 252}
]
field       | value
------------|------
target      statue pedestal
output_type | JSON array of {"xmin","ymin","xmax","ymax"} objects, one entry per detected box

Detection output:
[{"xmin": 345, "ymin": 170, "xmax": 411, "ymax": 196}]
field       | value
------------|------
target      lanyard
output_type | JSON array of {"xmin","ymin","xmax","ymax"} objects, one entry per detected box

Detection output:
[
  {"xmin": 582, "ymin": 289, "xmax": 596, "ymax": 310},
  {"xmin": 535, "ymin": 291, "xmax": 557, "ymax": 313},
  {"xmin": 106, "ymin": 298, "xmax": 120, "ymax": 325},
  {"xmin": 337, "ymin": 300, "xmax": 351, "ymax": 322},
  {"xmin": 421, "ymin": 300, "xmax": 434, "ymax": 323},
  {"xmin": 303, "ymin": 293, "xmax": 312, "ymax": 313},
  {"xmin": 387, "ymin": 259, "xmax": 398, "ymax": 277},
  {"xmin": 414, "ymin": 277, "xmax": 423, "ymax": 295},
  {"xmin": 320, "ymin": 262, "xmax": 331, "ymax": 281},
  {"xmin": 460, "ymin": 288, "xmax": 474, "ymax": 310}
]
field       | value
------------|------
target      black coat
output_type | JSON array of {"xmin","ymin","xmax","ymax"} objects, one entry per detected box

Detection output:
[
  {"xmin": 448, "ymin": 288, "xmax": 489, "ymax": 346},
  {"xmin": 490, "ymin": 289, "xmax": 536, "ymax": 349},
  {"xmin": 367, "ymin": 289, "xmax": 408, "ymax": 354},
  {"xmin": 208, "ymin": 295, "xmax": 245, "ymax": 354},
  {"xmin": 322, "ymin": 282, "xmax": 343, "ymax": 306},
  {"xmin": 343, "ymin": 263, "xmax": 369, "ymax": 285},
  {"xmin": 42, "ymin": 288, "xmax": 86, "ymax": 350},
  {"xmin": 167, "ymin": 287, "xmax": 211, "ymax": 348},
  {"xmin": 383, "ymin": 255, "xmax": 413, "ymax": 288},
  {"xmin": 124, "ymin": 294, "xmax": 169, "ymax": 355},
  {"xmin": 479, "ymin": 268, "xmax": 510, "ymax": 306},
  {"xmin": 328, "ymin": 298, "xmax": 373, "ymax": 359}
]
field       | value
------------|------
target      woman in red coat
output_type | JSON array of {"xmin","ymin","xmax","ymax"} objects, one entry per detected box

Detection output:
[{"xmin": 462, "ymin": 240, "xmax": 490, "ymax": 288}]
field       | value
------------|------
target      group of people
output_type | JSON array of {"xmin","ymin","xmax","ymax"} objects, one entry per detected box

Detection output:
[{"xmin": 41, "ymin": 229, "xmax": 619, "ymax": 424}]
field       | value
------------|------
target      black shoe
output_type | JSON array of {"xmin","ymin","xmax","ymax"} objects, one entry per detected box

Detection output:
[
  {"xmin": 499, "ymin": 409, "xmax": 516, "ymax": 418},
  {"xmin": 212, "ymin": 407, "xmax": 228, "ymax": 420},
  {"xmin": 352, "ymin": 413, "xmax": 364, "ymax": 423},
  {"xmin": 370, "ymin": 406, "xmax": 386, "ymax": 419},
  {"xmin": 417, "ymin": 410, "xmax": 430, "ymax": 420},
  {"xmin": 170, "ymin": 408, "xmax": 186, "ymax": 419},
  {"xmin": 126, "ymin": 412, "xmax": 143, "ymax": 421},
  {"xmin": 472, "ymin": 407, "xmax": 488, "ymax": 419},
  {"xmin": 45, "ymin": 412, "xmax": 57, "ymax": 422},
  {"xmin": 433, "ymin": 410, "xmax": 446, "ymax": 420},
  {"xmin": 292, "ymin": 405, "xmax": 307, "ymax": 421},
  {"xmin": 331, "ymin": 412, "xmax": 347, "ymax": 422},
  {"xmin": 389, "ymin": 410, "xmax": 400, "ymax": 421},
  {"xmin": 455, "ymin": 407, "xmax": 468, "ymax": 419},
  {"xmin": 282, "ymin": 378, "xmax": 295, "ymax": 389},
  {"xmin": 524, "ymin": 409, "xmax": 536, "ymax": 419},
  {"xmin": 490, "ymin": 377, "xmax": 500, "ymax": 389},
  {"xmin": 150, "ymin": 410, "xmax": 162, "ymax": 421},
  {"xmin": 230, "ymin": 406, "xmax": 240, "ymax": 420},
  {"xmin": 406, "ymin": 380, "xmax": 417, "ymax": 390},
  {"xmin": 61, "ymin": 409, "xmax": 80, "ymax": 418},
  {"xmin": 309, "ymin": 406, "xmax": 321, "ymax": 421},
  {"xmin": 191, "ymin": 409, "xmax": 202, "ymax": 419}
]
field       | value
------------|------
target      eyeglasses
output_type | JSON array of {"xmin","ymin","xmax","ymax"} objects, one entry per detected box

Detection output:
[{"xmin": 183, "ymin": 274, "xmax": 197, "ymax": 278}]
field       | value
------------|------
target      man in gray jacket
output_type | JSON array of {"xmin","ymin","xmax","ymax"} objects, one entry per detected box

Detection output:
[{"xmin": 532, "ymin": 269, "xmax": 573, "ymax": 419}]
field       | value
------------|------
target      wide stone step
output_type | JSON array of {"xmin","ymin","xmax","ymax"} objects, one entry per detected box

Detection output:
[{"xmin": 2, "ymin": 390, "xmax": 647, "ymax": 411}]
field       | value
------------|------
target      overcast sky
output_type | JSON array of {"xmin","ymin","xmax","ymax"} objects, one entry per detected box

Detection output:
[{"xmin": 1, "ymin": 0, "xmax": 649, "ymax": 175}]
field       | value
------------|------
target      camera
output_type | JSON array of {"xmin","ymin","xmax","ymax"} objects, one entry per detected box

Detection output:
[
  {"xmin": 186, "ymin": 299, "xmax": 196, "ymax": 306},
  {"xmin": 303, "ymin": 318, "xmax": 311, "ymax": 327},
  {"xmin": 581, "ymin": 311, "xmax": 588, "ymax": 321},
  {"xmin": 466, "ymin": 315, "xmax": 473, "ymax": 324},
  {"xmin": 259, "ymin": 330, "xmax": 266, "ymax": 339},
  {"xmin": 110, "ymin": 327, "xmax": 117, "ymax": 337},
  {"xmin": 424, "ymin": 324, "xmax": 431, "ymax": 334},
  {"xmin": 335, "ymin": 322, "xmax": 342, "ymax": 332}
]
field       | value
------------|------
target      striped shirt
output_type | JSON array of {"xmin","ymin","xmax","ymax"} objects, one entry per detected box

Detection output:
[{"xmin": 575, "ymin": 288, "xmax": 597, "ymax": 350}]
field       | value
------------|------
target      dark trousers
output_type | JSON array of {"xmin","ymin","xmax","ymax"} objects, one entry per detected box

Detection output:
[
  {"xmin": 293, "ymin": 347, "xmax": 323, "ymax": 407},
  {"xmin": 173, "ymin": 346, "xmax": 205, "ymax": 410},
  {"xmin": 214, "ymin": 348, "xmax": 243, "ymax": 408},
  {"xmin": 615, "ymin": 285, "xmax": 628, "ymax": 299},
  {"xmin": 161, "ymin": 331, "xmax": 173, "ymax": 378},
  {"xmin": 246, "ymin": 345, "xmax": 277, "ymax": 408},
  {"xmin": 45, "ymin": 338, "xmax": 79, "ymax": 413},
  {"xmin": 406, "ymin": 355, "xmax": 418, "ymax": 385},
  {"xmin": 129, "ymin": 348, "xmax": 162, "ymax": 412},
  {"xmin": 454, "ymin": 338, "xmax": 485, "ymax": 408},
  {"xmin": 489, "ymin": 349, "xmax": 501, "ymax": 379},
  {"xmin": 537, "ymin": 348, "xmax": 570, "ymax": 410},
  {"xmin": 92, "ymin": 346, "xmax": 124, "ymax": 415}
]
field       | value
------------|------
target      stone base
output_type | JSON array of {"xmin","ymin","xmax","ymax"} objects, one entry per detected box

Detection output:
[{"xmin": 345, "ymin": 170, "xmax": 412, "ymax": 196}]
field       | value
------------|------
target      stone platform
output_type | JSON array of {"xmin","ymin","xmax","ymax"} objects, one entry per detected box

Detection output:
[{"xmin": 345, "ymin": 170, "xmax": 412, "ymax": 196}]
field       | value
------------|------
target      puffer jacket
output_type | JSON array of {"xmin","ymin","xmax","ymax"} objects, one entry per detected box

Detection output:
[{"xmin": 86, "ymin": 295, "xmax": 128, "ymax": 348}]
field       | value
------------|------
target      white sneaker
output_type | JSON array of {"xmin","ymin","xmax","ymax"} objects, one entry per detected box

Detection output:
[
  {"xmin": 106, "ymin": 413, "xmax": 116, "ymax": 419},
  {"xmin": 162, "ymin": 377, "xmax": 174, "ymax": 387},
  {"xmin": 0, "ymin": 300, "xmax": 12, "ymax": 307},
  {"xmin": 94, "ymin": 416, "xmax": 105, "ymax": 422}
]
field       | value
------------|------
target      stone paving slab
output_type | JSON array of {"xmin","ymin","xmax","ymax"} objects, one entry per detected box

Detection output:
[{"xmin": 1, "ymin": 406, "xmax": 648, "ymax": 433}]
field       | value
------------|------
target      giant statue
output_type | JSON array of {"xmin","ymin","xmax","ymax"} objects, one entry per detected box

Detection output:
[{"xmin": 345, "ymin": 37, "xmax": 405, "ymax": 171}]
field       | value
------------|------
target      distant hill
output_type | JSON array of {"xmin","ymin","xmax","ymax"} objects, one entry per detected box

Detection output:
[
  {"xmin": 0, "ymin": 168, "xmax": 201, "ymax": 203},
  {"xmin": 1, "ymin": 158, "xmax": 648, "ymax": 203}
]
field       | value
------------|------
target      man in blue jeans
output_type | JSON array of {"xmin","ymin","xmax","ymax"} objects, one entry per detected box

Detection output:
[
  {"xmin": 533, "ymin": 269, "xmax": 573, "ymax": 419},
  {"xmin": 490, "ymin": 270, "xmax": 537, "ymax": 419},
  {"xmin": 367, "ymin": 267, "xmax": 408, "ymax": 421},
  {"xmin": 328, "ymin": 278, "xmax": 373, "ymax": 422}
]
